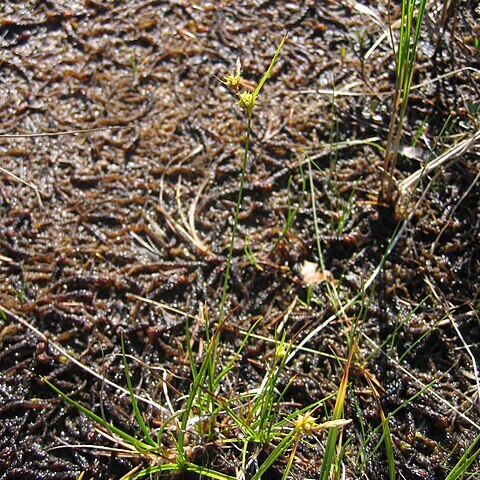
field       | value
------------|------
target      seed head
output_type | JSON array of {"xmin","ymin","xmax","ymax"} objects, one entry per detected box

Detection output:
[
  {"xmin": 237, "ymin": 91, "xmax": 255, "ymax": 115},
  {"xmin": 294, "ymin": 412, "xmax": 321, "ymax": 435},
  {"xmin": 223, "ymin": 57, "xmax": 241, "ymax": 90},
  {"xmin": 275, "ymin": 343, "xmax": 287, "ymax": 359}
]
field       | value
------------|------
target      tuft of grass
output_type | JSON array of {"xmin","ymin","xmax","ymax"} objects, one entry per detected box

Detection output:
[
  {"xmin": 381, "ymin": 0, "xmax": 427, "ymax": 207},
  {"xmin": 43, "ymin": 377, "xmax": 155, "ymax": 454},
  {"xmin": 44, "ymin": 309, "xmax": 349, "ymax": 479}
]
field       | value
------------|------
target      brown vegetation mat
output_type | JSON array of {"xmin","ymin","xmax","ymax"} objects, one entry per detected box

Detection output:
[{"xmin": 1, "ymin": 1, "xmax": 479, "ymax": 479}]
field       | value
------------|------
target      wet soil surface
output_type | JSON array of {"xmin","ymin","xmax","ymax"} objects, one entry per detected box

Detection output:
[{"xmin": 1, "ymin": 1, "xmax": 479, "ymax": 479}]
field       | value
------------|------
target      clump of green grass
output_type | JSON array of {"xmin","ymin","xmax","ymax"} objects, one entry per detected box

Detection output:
[
  {"xmin": 381, "ymin": 0, "xmax": 427, "ymax": 207},
  {"xmin": 44, "ymin": 310, "xmax": 349, "ymax": 479}
]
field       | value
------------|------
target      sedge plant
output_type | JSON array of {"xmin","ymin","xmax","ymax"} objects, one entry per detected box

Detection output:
[
  {"xmin": 174, "ymin": 30, "xmax": 288, "ymax": 450},
  {"xmin": 218, "ymin": 32, "xmax": 287, "ymax": 321},
  {"xmin": 42, "ymin": 33, "xmax": 348, "ymax": 480},
  {"xmin": 381, "ymin": 0, "xmax": 427, "ymax": 207},
  {"xmin": 12, "ymin": 14, "xmax": 478, "ymax": 478}
]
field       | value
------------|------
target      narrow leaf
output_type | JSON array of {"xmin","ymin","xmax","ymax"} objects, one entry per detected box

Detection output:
[
  {"xmin": 43, "ymin": 377, "xmax": 151, "ymax": 451},
  {"xmin": 121, "ymin": 334, "xmax": 157, "ymax": 448},
  {"xmin": 252, "ymin": 32, "xmax": 287, "ymax": 103},
  {"xmin": 319, "ymin": 343, "xmax": 355, "ymax": 480}
]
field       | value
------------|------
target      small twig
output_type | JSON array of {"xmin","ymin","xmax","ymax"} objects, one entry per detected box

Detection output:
[
  {"xmin": 0, "ymin": 126, "xmax": 126, "ymax": 138},
  {"xmin": 0, "ymin": 165, "xmax": 44, "ymax": 207}
]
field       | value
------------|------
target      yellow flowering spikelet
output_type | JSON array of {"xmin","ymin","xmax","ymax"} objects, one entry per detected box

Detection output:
[
  {"xmin": 294, "ymin": 412, "xmax": 321, "ymax": 436},
  {"xmin": 220, "ymin": 32, "xmax": 287, "ymax": 118},
  {"xmin": 237, "ymin": 91, "xmax": 255, "ymax": 116},
  {"xmin": 294, "ymin": 411, "xmax": 352, "ymax": 437},
  {"xmin": 222, "ymin": 57, "xmax": 241, "ymax": 91}
]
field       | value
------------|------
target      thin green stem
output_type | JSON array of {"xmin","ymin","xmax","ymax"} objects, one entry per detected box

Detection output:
[
  {"xmin": 219, "ymin": 114, "xmax": 252, "ymax": 322},
  {"xmin": 121, "ymin": 335, "xmax": 157, "ymax": 448},
  {"xmin": 307, "ymin": 156, "xmax": 343, "ymax": 312},
  {"xmin": 307, "ymin": 157, "xmax": 326, "ymax": 274}
]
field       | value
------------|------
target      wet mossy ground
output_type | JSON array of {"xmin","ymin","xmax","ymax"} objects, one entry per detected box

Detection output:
[{"xmin": 1, "ymin": 1, "xmax": 479, "ymax": 479}]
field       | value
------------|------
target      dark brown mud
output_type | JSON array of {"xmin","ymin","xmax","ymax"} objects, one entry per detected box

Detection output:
[{"xmin": 1, "ymin": 1, "xmax": 479, "ymax": 479}]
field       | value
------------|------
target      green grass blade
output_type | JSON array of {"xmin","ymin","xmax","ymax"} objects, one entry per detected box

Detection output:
[
  {"xmin": 380, "ymin": 409, "xmax": 396, "ymax": 480},
  {"xmin": 43, "ymin": 377, "xmax": 151, "ymax": 451},
  {"xmin": 121, "ymin": 335, "xmax": 157, "ymax": 448},
  {"xmin": 252, "ymin": 32, "xmax": 287, "ymax": 104},
  {"xmin": 319, "ymin": 344, "xmax": 354, "ymax": 480},
  {"xmin": 251, "ymin": 430, "xmax": 297, "ymax": 480},
  {"xmin": 445, "ymin": 433, "xmax": 480, "ymax": 480},
  {"xmin": 213, "ymin": 315, "xmax": 263, "ymax": 391},
  {"xmin": 185, "ymin": 316, "xmax": 198, "ymax": 379},
  {"xmin": 272, "ymin": 163, "xmax": 306, "ymax": 252},
  {"xmin": 130, "ymin": 463, "xmax": 178, "ymax": 479},
  {"xmin": 132, "ymin": 458, "xmax": 237, "ymax": 480},
  {"xmin": 359, "ymin": 379, "xmax": 436, "ymax": 473},
  {"xmin": 185, "ymin": 462, "xmax": 237, "ymax": 480},
  {"xmin": 281, "ymin": 435, "xmax": 300, "ymax": 480},
  {"xmin": 398, "ymin": 317, "xmax": 443, "ymax": 363},
  {"xmin": 307, "ymin": 154, "xmax": 343, "ymax": 313},
  {"xmin": 178, "ymin": 309, "xmax": 233, "ymax": 453}
]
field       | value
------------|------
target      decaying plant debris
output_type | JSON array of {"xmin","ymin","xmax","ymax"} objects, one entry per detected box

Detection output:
[{"xmin": 1, "ymin": 1, "xmax": 479, "ymax": 479}]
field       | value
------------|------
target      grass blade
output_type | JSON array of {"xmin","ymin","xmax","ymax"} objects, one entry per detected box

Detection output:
[
  {"xmin": 445, "ymin": 433, "xmax": 480, "ymax": 480},
  {"xmin": 43, "ymin": 377, "xmax": 152, "ymax": 451},
  {"xmin": 251, "ymin": 430, "xmax": 297, "ymax": 480},
  {"xmin": 379, "ymin": 409, "xmax": 396, "ymax": 480},
  {"xmin": 252, "ymin": 32, "xmax": 287, "ymax": 103},
  {"xmin": 319, "ymin": 343, "xmax": 355, "ymax": 480},
  {"xmin": 121, "ymin": 334, "xmax": 157, "ymax": 448},
  {"xmin": 185, "ymin": 462, "xmax": 237, "ymax": 480}
]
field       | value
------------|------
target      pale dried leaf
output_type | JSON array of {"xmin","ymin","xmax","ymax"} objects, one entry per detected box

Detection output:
[{"xmin": 300, "ymin": 261, "xmax": 334, "ymax": 287}]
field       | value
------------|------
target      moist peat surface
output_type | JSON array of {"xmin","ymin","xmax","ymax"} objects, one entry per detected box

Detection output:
[{"xmin": 1, "ymin": 1, "xmax": 479, "ymax": 479}]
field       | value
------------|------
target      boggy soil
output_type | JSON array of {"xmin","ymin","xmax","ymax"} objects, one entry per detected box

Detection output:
[{"xmin": 0, "ymin": 1, "xmax": 479, "ymax": 479}]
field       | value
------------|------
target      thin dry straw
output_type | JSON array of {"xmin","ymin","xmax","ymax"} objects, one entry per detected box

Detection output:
[
  {"xmin": 0, "ymin": 126, "xmax": 126, "ymax": 138},
  {"xmin": 399, "ymin": 130, "xmax": 480, "ymax": 192}
]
